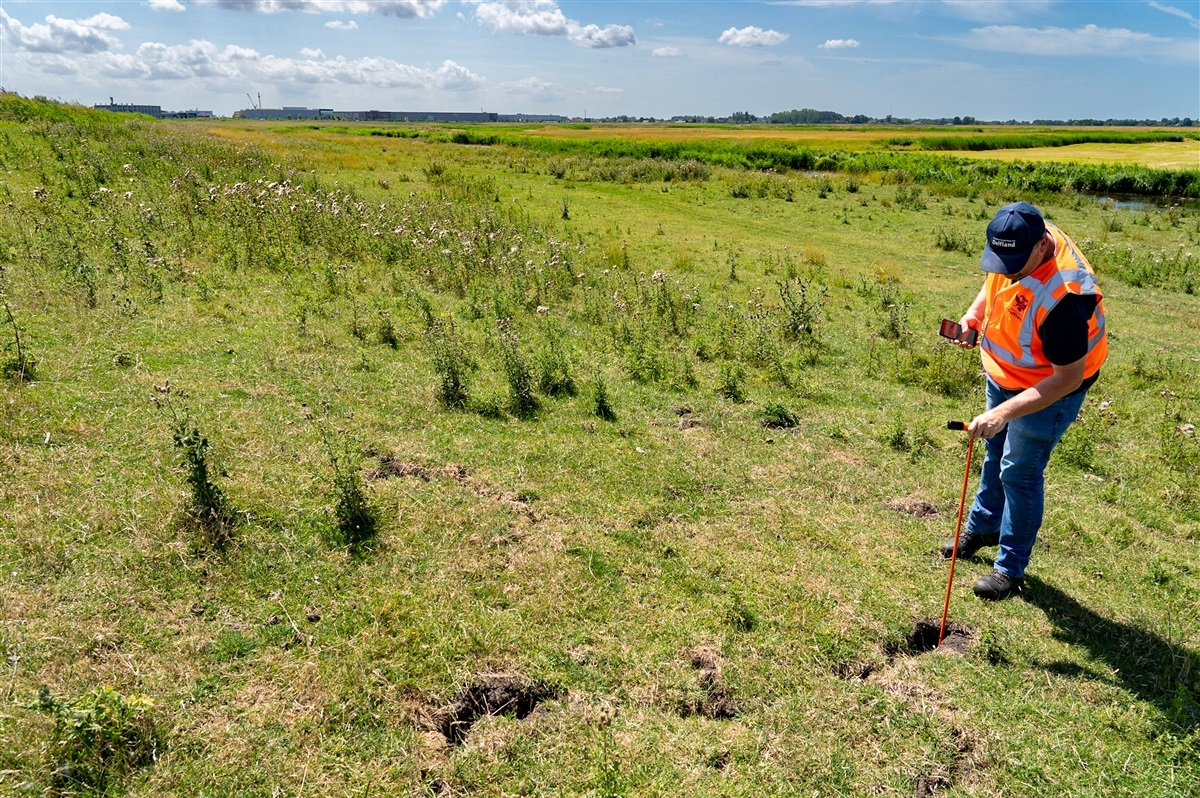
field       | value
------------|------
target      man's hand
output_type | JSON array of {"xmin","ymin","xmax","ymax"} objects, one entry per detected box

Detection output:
[
  {"xmin": 957, "ymin": 286, "xmax": 987, "ymax": 349},
  {"xmin": 968, "ymin": 408, "xmax": 1009, "ymax": 439}
]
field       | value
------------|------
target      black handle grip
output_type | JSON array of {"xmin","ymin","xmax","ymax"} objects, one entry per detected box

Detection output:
[{"xmin": 947, "ymin": 420, "xmax": 967, "ymax": 431}]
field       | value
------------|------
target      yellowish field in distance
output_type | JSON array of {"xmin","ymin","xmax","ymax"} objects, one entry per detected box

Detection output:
[{"xmin": 949, "ymin": 140, "xmax": 1200, "ymax": 170}]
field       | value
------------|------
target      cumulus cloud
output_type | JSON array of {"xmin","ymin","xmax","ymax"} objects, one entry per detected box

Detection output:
[
  {"xmin": 471, "ymin": 1, "xmax": 636, "ymax": 48},
  {"xmin": 149, "ymin": 0, "xmax": 187, "ymax": 11},
  {"xmin": 719, "ymin": 26, "xmax": 789, "ymax": 47},
  {"xmin": 568, "ymin": 22, "xmax": 635, "ymax": 48},
  {"xmin": 300, "ymin": 47, "xmax": 325, "ymax": 58},
  {"xmin": 203, "ymin": 1, "xmax": 445, "ymax": 18},
  {"xmin": 593, "ymin": 86, "xmax": 622, "ymax": 95},
  {"xmin": 959, "ymin": 24, "xmax": 1189, "ymax": 58},
  {"xmin": 79, "ymin": 37, "xmax": 483, "ymax": 90},
  {"xmin": 818, "ymin": 38, "xmax": 859, "ymax": 49},
  {"xmin": 0, "ymin": 9, "xmax": 130, "ymax": 54},
  {"xmin": 652, "ymin": 46, "xmax": 683, "ymax": 57},
  {"xmin": 502, "ymin": 76, "xmax": 566, "ymax": 100},
  {"xmin": 325, "ymin": 19, "xmax": 358, "ymax": 29}
]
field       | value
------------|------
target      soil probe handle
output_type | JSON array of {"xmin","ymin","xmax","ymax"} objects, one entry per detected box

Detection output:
[{"xmin": 947, "ymin": 420, "xmax": 968, "ymax": 432}]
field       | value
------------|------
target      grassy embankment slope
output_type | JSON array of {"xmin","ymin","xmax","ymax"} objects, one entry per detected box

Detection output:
[{"xmin": 1, "ymin": 100, "xmax": 1197, "ymax": 796}]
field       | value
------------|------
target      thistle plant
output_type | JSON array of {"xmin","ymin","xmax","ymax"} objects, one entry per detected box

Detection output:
[
  {"xmin": 154, "ymin": 385, "xmax": 238, "ymax": 548},
  {"xmin": 2, "ymin": 294, "xmax": 37, "ymax": 381},
  {"xmin": 498, "ymin": 320, "xmax": 538, "ymax": 417},
  {"xmin": 425, "ymin": 319, "xmax": 472, "ymax": 408},
  {"xmin": 28, "ymin": 685, "xmax": 163, "ymax": 794},
  {"xmin": 322, "ymin": 426, "xmax": 379, "ymax": 549}
]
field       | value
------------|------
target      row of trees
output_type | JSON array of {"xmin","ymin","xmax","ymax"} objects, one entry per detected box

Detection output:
[{"xmin": 648, "ymin": 109, "xmax": 1196, "ymax": 127}]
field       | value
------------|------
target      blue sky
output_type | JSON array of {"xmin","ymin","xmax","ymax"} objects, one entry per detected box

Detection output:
[{"xmin": 1, "ymin": 1, "xmax": 1197, "ymax": 120}]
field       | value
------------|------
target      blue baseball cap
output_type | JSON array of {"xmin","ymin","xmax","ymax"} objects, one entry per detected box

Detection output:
[{"xmin": 981, "ymin": 202, "xmax": 1046, "ymax": 274}]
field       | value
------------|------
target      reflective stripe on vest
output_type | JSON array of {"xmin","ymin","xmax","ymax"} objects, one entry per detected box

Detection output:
[{"xmin": 979, "ymin": 225, "xmax": 1107, "ymax": 388}]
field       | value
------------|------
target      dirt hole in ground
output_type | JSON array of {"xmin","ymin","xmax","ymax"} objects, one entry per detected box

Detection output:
[
  {"xmin": 679, "ymin": 647, "xmax": 739, "ymax": 719},
  {"xmin": 887, "ymin": 495, "xmax": 940, "ymax": 520},
  {"xmin": 907, "ymin": 618, "xmax": 977, "ymax": 656},
  {"xmin": 436, "ymin": 673, "xmax": 559, "ymax": 745},
  {"xmin": 368, "ymin": 455, "xmax": 431, "ymax": 481}
]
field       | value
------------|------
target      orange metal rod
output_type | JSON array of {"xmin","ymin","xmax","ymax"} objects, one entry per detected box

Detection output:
[{"xmin": 940, "ymin": 422, "xmax": 976, "ymax": 647}]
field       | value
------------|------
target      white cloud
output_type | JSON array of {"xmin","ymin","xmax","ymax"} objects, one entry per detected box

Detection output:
[
  {"xmin": 135, "ymin": 40, "xmax": 243, "ymax": 79},
  {"xmin": 593, "ymin": 86, "xmax": 622, "ymax": 96},
  {"xmin": 818, "ymin": 38, "xmax": 859, "ymax": 49},
  {"xmin": 80, "ymin": 37, "xmax": 483, "ymax": 91},
  {"xmin": 652, "ymin": 46, "xmax": 683, "ymax": 58},
  {"xmin": 960, "ymin": 24, "xmax": 1190, "ymax": 58},
  {"xmin": 568, "ymin": 22, "xmax": 636, "ymax": 48},
  {"xmin": 471, "ymin": 1, "xmax": 636, "ymax": 48},
  {"xmin": 0, "ymin": 9, "xmax": 130, "ymax": 54},
  {"xmin": 719, "ymin": 26, "xmax": 789, "ymax": 47},
  {"xmin": 473, "ymin": 0, "xmax": 566, "ymax": 35},
  {"xmin": 941, "ymin": 1, "xmax": 1053, "ymax": 23},
  {"xmin": 203, "ymin": 1, "xmax": 444, "ymax": 18},
  {"xmin": 502, "ymin": 76, "xmax": 566, "ymax": 100},
  {"xmin": 1150, "ymin": 1, "xmax": 1200, "ymax": 29},
  {"xmin": 149, "ymin": 0, "xmax": 187, "ymax": 11},
  {"xmin": 325, "ymin": 19, "xmax": 359, "ymax": 29}
]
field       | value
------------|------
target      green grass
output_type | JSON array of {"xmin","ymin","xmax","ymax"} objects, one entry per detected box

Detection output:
[{"xmin": 1, "ymin": 95, "xmax": 1198, "ymax": 796}]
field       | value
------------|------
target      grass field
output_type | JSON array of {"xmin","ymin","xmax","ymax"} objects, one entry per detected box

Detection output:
[
  {"xmin": 946, "ymin": 141, "xmax": 1200, "ymax": 171},
  {"xmin": 1, "ymin": 99, "xmax": 1198, "ymax": 796}
]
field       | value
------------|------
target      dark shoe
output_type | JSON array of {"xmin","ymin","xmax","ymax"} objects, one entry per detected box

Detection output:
[
  {"xmin": 940, "ymin": 531, "xmax": 999, "ymax": 560},
  {"xmin": 973, "ymin": 569, "xmax": 1023, "ymax": 601}
]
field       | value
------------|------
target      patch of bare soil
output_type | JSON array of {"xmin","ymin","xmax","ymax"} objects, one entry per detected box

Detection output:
[
  {"xmin": 887, "ymin": 495, "xmax": 941, "ymax": 520},
  {"xmin": 676, "ymin": 406, "xmax": 705, "ymax": 430},
  {"xmin": 368, "ymin": 455, "xmax": 540, "ymax": 521},
  {"xmin": 678, "ymin": 647, "xmax": 739, "ymax": 719},
  {"xmin": 435, "ymin": 673, "xmax": 560, "ymax": 745}
]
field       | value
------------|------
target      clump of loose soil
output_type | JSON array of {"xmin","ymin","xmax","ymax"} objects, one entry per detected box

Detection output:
[
  {"xmin": 680, "ymin": 647, "xmax": 739, "ymax": 719},
  {"xmin": 368, "ymin": 455, "xmax": 430, "ymax": 481},
  {"xmin": 907, "ymin": 618, "xmax": 977, "ymax": 655},
  {"xmin": 436, "ymin": 673, "xmax": 559, "ymax": 745},
  {"xmin": 676, "ymin": 407, "xmax": 705, "ymax": 430},
  {"xmin": 887, "ymin": 495, "xmax": 940, "ymax": 520}
]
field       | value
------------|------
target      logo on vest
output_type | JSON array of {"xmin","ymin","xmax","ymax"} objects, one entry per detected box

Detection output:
[{"xmin": 1008, "ymin": 294, "xmax": 1030, "ymax": 320}]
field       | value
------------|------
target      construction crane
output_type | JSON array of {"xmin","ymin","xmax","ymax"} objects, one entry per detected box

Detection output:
[{"xmin": 246, "ymin": 92, "xmax": 261, "ymax": 110}]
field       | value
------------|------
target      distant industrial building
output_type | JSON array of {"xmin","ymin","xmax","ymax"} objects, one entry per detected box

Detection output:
[
  {"xmin": 94, "ymin": 102, "xmax": 163, "ymax": 118},
  {"xmin": 93, "ymin": 99, "xmax": 212, "ymax": 119},
  {"xmin": 234, "ymin": 107, "xmax": 500, "ymax": 122},
  {"xmin": 498, "ymin": 113, "xmax": 569, "ymax": 123}
]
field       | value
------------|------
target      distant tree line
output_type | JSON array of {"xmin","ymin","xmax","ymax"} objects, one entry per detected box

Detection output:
[{"xmin": 635, "ymin": 109, "xmax": 1196, "ymax": 127}]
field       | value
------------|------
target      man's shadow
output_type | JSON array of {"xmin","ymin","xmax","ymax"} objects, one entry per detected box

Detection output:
[{"xmin": 1022, "ymin": 575, "xmax": 1199, "ymax": 735}]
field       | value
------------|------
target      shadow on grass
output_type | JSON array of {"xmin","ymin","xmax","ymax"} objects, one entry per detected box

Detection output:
[{"xmin": 1023, "ymin": 575, "xmax": 1200, "ymax": 735}]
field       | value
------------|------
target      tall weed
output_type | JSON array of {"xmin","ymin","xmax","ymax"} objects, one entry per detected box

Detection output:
[{"xmin": 27, "ymin": 685, "xmax": 162, "ymax": 795}]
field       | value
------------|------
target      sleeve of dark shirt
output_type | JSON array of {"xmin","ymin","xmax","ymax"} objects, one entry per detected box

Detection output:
[{"xmin": 1039, "ymin": 293, "xmax": 1098, "ymax": 365}]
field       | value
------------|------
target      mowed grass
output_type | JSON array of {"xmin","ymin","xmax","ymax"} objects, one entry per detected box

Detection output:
[{"xmin": 1, "ymin": 101, "xmax": 1197, "ymax": 796}]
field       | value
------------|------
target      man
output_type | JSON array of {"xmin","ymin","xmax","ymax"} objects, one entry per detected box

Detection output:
[{"xmin": 943, "ymin": 201, "xmax": 1107, "ymax": 600}]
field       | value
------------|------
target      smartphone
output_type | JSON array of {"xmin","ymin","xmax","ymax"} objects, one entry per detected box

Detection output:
[{"xmin": 939, "ymin": 318, "xmax": 979, "ymax": 347}]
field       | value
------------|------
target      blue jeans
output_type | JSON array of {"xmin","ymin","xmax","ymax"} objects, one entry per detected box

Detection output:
[{"xmin": 965, "ymin": 377, "xmax": 1089, "ymax": 579}]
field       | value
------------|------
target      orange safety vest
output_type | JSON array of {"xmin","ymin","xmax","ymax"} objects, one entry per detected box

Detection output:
[{"xmin": 980, "ymin": 224, "xmax": 1107, "ymax": 390}]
